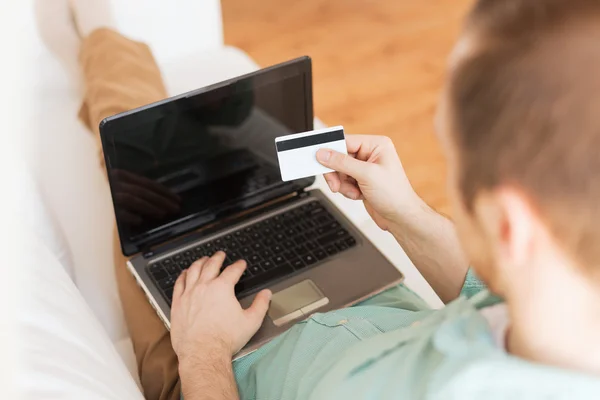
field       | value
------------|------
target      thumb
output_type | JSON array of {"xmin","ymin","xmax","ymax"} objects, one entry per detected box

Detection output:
[
  {"xmin": 245, "ymin": 289, "xmax": 272, "ymax": 328},
  {"xmin": 316, "ymin": 149, "xmax": 369, "ymax": 180}
]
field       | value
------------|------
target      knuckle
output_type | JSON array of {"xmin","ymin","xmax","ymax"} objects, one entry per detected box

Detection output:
[{"xmin": 334, "ymin": 152, "xmax": 348, "ymax": 166}]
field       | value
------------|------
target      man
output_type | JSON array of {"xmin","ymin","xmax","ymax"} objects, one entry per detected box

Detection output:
[
  {"xmin": 39, "ymin": 0, "xmax": 600, "ymax": 398},
  {"xmin": 170, "ymin": 0, "xmax": 600, "ymax": 398}
]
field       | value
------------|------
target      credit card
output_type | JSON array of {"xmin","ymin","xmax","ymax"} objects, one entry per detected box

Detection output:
[{"xmin": 275, "ymin": 126, "xmax": 347, "ymax": 182}]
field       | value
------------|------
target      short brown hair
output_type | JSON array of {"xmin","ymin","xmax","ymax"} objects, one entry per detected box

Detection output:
[{"xmin": 449, "ymin": 0, "xmax": 600, "ymax": 268}]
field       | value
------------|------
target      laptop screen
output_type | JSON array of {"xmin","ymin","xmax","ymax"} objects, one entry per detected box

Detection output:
[{"xmin": 101, "ymin": 57, "xmax": 314, "ymax": 256}]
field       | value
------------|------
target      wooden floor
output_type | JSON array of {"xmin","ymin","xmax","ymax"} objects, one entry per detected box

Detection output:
[{"xmin": 222, "ymin": 0, "xmax": 474, "ymax": 215}]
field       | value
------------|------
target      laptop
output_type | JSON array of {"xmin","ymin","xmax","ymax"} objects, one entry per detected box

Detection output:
[{"xmin": 99, "ymin": 56, "xmax": 403, "ymax": 358}]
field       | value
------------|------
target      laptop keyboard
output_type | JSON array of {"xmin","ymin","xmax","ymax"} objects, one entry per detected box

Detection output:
[{"xmin": 147, "ymin": 200, "xmax": 357, "ymax": 304}]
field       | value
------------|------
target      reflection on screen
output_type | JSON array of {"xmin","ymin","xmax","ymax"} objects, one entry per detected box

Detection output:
[{"xmin": 104, "ymin": 74, "xmax": 308, "ymax": 243}]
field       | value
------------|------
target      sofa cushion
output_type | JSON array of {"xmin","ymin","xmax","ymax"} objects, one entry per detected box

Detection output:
[{"xmin": 18, "ymin": 234, "xmax": 143, "ymax": 399}]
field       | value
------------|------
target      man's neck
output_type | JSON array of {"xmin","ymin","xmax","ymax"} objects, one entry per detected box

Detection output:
[{"xmin": 506, "ymin": 263, "xmax": 600, "ymax": 376}]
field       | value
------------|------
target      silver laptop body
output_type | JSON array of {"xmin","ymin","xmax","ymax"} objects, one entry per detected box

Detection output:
[{"xmin": 100, "ymin": 57, "xmax": 403, "ymax": 359}]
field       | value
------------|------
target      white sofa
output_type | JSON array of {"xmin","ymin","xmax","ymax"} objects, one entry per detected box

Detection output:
[{"xmin": 12, "ymin": 0, "xmax": 441, "ymax": 397}]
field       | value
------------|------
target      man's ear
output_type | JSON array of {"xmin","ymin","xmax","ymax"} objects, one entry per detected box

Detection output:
[{"xmin": 473, "ymin": 186, "xmax": 536, "ymax": 274}]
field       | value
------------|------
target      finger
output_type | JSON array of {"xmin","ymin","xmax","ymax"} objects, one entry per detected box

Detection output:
[
  {"xmin": 186, "ymin": 257, "xmax": 208, "ymax": 287},
  {"xmin": 344, "ymin": 135, "xmax": 392, "ymax": 159},
  {"xmin": 244, "ymin": 289, "xmax": 272, "ymax": 327},
  {"xmin": 173, "ymin": 270, "xmax": 187, "ymax": 301},
  {"xmin": 199, "ymin": 251, "xmax": 226, "ymax": 283},
  {"xmin": 220, "ymin": 260, "xmax": 247, "ymax": 285},
  {"xmin": 338, "ymin": 181, "xmax": 363, "ymax": 200},
  {"xmin": 323, "ymin": 171, "xmax": 341, "ymax": 192},
  {"xmin": 121, "ymin": 182, "xmax": 180, "ymax": 214},
  {"xmin": 316, "ymin": 148, "xmax": 371, "ymax": 181}
]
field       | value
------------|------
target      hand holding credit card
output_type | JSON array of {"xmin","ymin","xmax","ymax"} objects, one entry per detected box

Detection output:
[{"xmin": 275, "ymin": 126, "xmax": 347, "ymax": 181}]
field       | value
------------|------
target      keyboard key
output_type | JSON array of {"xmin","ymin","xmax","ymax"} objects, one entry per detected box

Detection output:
[
  {"xmin": 235, "ymin": 264, "xmax": 294, "ymax": 295},
  {"xmin": 336, "ymin": 240, "xmax": 349, "ymax": 251},
  {"xmin": 238, "ymin": 237, "xmax": 249, "ymax": 245},
  {"xmin": 263, "ymin": 237, "xmax": 275, "ymax": 246},
  {"xmin": 285, "ymin": 228, "xmax": 296, "ymax": 236},
  {"xmin": 252, "ymin": 242, "xmax": 263, "ymax": 251},
  {"xmin": 165, "ymin": 264, "xmax": 181, "ymax": 275},
  {"xmin": 294, "ymin": 245, "xmax": 309, "ymax": 255},
  {"xmin": 251, "ymin": 232, "xmax": 261, "ymax": 241},
  {"xmin": 273, "ymin": 255, "xmax": 286, "ymax": 265},
  {"xmin": 310, "ymin": 207, "xmax": 325, "ymax": 215},
  {"xmin": 316, "ymin": 215, "xmax": 332, "ymax": 225},
  {"xmin": 241, "ymin": 269, "xmax": 251, "ymax": 280},
  {"xmin": 164, "ymin": 288, "xmax": 174, "ymax": 302},
  {"xmin": 158, "ymin": 275, "xmax": 177, "ymax": 290},
  {"xmin": 345, "ymin": 237, "xmax": 357, "ymax": 247},
  {"xmin": 174, "ymin": 254, "xmax": 182, "ymax": 261},
  {"xmin": 302, "ymin": 220, "xmax": 316, "ymax": 229},
  {"xmin": 240, "ymin": 247, "xmax": 252, "ymax": 256},
  {"xmin": 274, "ymin": 233, "xmax": 285, "ymax": 241},
  {"xmin": 149, "ymin": 266, "xmax": 168, "ymax": 281},
  {"xmin": 323, "ymin": 221, "xmax": 340, "ymax": 231},
  {"xmin": 249, "ymin": 254, "xmax": 262, "ymax": 264},
  {"xmin": 272, "ymin": 245, "xmax": 284, "ymax": 254},
  {"xmin": 183, "ymin": 250, "xmax": 192, "ymax": 258},
  {"xmin": 317, "ymin": 229, "xmax": 349, "ymax": 246},
  {"xmin": 290, "ymin": 258, "xmax": 306, "ymax": 270},
  {"xmin": 294, "ymin": 236, "xmax": 307, "ymax": 245},
  {"xmin": 260, "ymin": 260, "xmax": 275, "ymax": 270},
  {"xmin": 314, "ymin": 249, "xmax": 328, "ymax": 260},
  {"xmin": 283, "ymin": 240, "xmax": 295, "ymax": 248},
  {"xmin": 325, "ymin": 245, "xmax": 339, "ymax": 256},
  {"xmin": 305, "ymin": 241, "xmax": 318, "ymax": 251},
  {"xmin": 301, "ymin": 254, "xmax": 317, "ymax": 266},
  {"xmin": 283, "ymin": 251, "xmax": 296, "ymax": 261},
  {"xmin": 249, "ymin": 264, "xmax": 263, "ymax": 275},
  {"xmin": 260, "ymin": 249, "xmax": 274, "ymax": 259}
]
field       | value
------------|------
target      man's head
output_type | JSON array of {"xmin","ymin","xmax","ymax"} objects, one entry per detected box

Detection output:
[{"xmin": 438, "ymin": 0, "xmax": 600, "ymax": 295}]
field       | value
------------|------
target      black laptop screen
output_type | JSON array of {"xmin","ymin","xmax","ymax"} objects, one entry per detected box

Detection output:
[{"xmin": 101, "ymin": 58, "xmax": 314, "ymax": 255}]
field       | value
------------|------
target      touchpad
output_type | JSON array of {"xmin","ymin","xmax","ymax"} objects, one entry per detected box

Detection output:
[{"xmin": 268, "ymin": 280, "xmax": 329, "ymax": 327}]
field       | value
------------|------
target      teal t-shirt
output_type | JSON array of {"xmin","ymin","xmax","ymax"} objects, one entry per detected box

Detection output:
[{"xmin": 228, "ymin": 269, "xmax": 600, "ymax": 399}]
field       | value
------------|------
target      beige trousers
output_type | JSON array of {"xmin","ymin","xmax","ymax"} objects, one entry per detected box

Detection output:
[{"xmin": 78, "ymin": 28, "xmax": 180, "ymax": 400}]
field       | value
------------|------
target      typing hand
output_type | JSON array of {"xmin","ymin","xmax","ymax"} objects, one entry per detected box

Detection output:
[
  {"xmin": 111, "ymin": 169, "xmax": 181, "ymax": 225},
  {"xmin": 170, "ymin": 252, "xmax": 272, "ymax": 360},
  {"xmin": 316, "ymin": 134, "xmax": 422, "ymax": 231}
]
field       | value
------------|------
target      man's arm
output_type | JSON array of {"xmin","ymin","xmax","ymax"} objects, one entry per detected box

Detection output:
[
  {"xmin": 387, "ymin": 198, "xmax": 469, "ymax": 303},
  {"xmin": 178, "ymin": 349, "xmax": 238, "ymax": 400},
  {"xmin": 170, "ymin": 252, "xmax": 272, "ymax": 400},
  {"xmin": 316, "ymin": 135, "xmax": 469, "ymax": 303}
]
